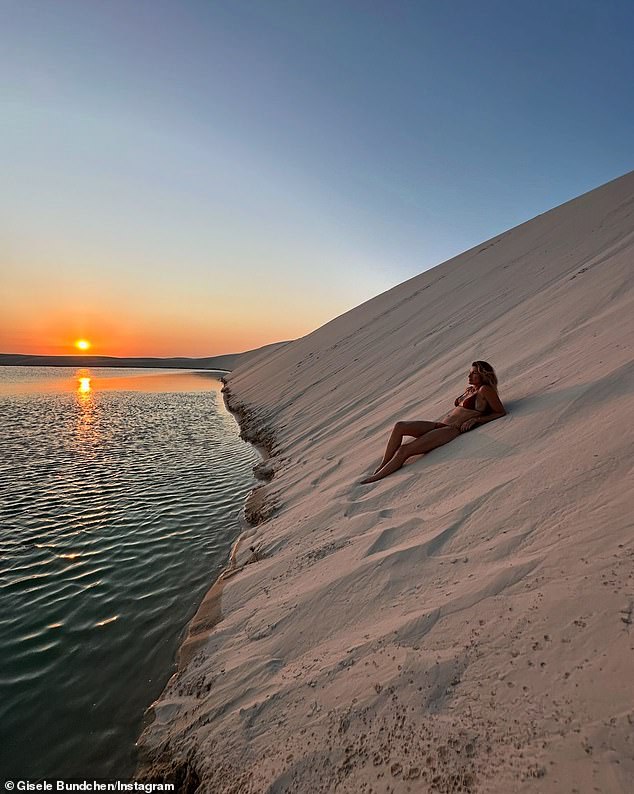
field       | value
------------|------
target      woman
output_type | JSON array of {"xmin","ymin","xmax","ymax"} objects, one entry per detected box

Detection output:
[{"xmin": 360, "ymin": 360, "xmax": 506, "ymax": 484}]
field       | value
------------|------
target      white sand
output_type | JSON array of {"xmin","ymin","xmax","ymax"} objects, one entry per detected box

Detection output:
[{"xmin": 137, "ymin": 171, "xmax": 634, "ymax": 793}]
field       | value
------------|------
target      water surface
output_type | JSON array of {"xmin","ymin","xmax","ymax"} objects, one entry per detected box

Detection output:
[{"xmin": 0, "ymin": 367, "xmax": 258, "ymax": 779}]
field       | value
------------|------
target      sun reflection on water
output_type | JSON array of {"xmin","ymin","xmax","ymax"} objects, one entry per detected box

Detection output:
[
  {"xmin": 75, "ymin": 369, "xmax": 92, "ymax": 394},
  {"xmin": 74, "ymin": 369, "xmax": 100, "ymax": 445}
]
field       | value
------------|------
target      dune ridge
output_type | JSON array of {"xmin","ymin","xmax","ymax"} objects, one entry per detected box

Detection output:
[{"xmin": 137, "ymin": 171, "xmax": 634, "ymax": 793}]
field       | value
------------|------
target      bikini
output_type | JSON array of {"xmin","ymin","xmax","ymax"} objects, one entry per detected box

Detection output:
[
  {"xmin": 436, "ymin": 389, "xmax": 491, "ymax": 429},
  {"xmin": 459, "ymin": 392, "xmax": 479, "ymax": 410},
  {"xmin": 457, "ymin": 389, "xmax": 492, "ymax": 413}
]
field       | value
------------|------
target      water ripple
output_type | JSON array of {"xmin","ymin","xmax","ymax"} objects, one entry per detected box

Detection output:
[{"xmin": 0, "ymin": 367, "xmax": 258, "ymax": 779}]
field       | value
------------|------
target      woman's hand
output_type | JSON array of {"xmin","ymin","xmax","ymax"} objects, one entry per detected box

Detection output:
[{"xmin": 460, "ymin": 418, "xmax": 479, "ymax": 433}]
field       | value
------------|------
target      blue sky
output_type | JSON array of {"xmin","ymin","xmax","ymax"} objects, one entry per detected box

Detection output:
[{"xmin": 1, "ymin": 0, "xmax": 632, "ymax": 355}]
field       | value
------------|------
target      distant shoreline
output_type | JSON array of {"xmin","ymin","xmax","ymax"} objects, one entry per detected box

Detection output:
[
  {"xmin": 0, "ymin": 342, "xmax": 291, "ymax": 371},
  {"xmin": 0, "ymin": 354, "xmax": 237, "ymax": 370}
]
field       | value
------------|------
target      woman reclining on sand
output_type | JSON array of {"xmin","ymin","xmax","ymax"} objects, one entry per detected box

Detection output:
[{"xmin": 361, "ymin": 360, "xmax": 506, "ymax": 484}]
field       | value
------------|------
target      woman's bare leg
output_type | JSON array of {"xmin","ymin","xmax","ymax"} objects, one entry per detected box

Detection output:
[
  {"xmin": 362, "ymin": 426, "xmax": 460, "ymax": 483},
  {"xmin": 373, "ymin": 420, "xmax": 439, "ymax": 473}
]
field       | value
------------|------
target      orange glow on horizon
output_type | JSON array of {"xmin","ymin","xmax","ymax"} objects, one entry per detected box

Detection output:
[
  {"xmin": 2, "ymin": 300, "xmax": 321, "ymax": 358},
  {"xmin": 1, "ymin": 258, "xmax": 358, "ymax": 359}
]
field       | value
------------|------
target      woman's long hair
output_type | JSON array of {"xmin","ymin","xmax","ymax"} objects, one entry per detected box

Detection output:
[{"xmin": 472, "ymin": 360, "xmax": 498, "ymax": 389}]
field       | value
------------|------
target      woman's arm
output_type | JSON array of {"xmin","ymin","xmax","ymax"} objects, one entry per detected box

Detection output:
[
  {"xmin": 476, "ymin": 385, "xmax": 507, "ymax": 424},
  {"xmin": 459, "ymin": 386, "xmax": 507, "ymax": 432}
]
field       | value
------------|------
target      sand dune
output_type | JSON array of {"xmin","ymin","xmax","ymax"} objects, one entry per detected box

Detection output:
[{"xmin": 137, "ymin": 171, "xmax": 634, "ymax": 793}]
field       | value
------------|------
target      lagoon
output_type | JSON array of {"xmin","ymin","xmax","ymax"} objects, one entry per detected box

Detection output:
[{"xmin": 0, "ymin": 367, "xmax": 257, "ymax": 779}]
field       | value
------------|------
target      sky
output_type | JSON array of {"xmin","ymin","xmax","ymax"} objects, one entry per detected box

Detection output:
[{"xmin": 1, "ymin": 0, "xmax": 633, "ymax": 357}]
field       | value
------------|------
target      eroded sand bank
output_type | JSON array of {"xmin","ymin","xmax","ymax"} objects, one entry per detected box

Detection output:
[{"xmin": 137, "ymin": 171, "xmax": 634, "ymax": 793}]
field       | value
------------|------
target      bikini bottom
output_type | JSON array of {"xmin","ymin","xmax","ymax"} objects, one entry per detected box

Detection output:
[{"xmin": 434, "ymin": 421, "xmax": 462, "ymax": 432}]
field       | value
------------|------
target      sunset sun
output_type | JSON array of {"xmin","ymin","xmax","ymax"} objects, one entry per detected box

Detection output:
[{"xmin": 75, "ymin": 339, "xmax": 91, "ymax": 351}]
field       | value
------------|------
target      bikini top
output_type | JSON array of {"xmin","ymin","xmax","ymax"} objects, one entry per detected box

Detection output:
[{"xmin": 455, "ymin": 388, "xmax": 491, "ymax": 414}]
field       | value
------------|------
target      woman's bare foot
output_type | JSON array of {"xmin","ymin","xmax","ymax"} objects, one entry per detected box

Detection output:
[{"xmin": 373, "ymin": 458, "xmax": 390, "ymax": 474}]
